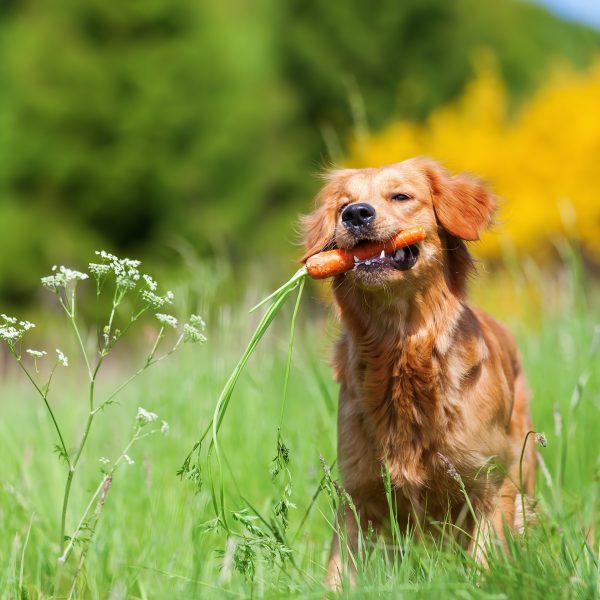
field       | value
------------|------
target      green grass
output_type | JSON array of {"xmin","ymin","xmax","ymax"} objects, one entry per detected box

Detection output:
[{"xmin": 1, "ymin": 256, "xmax": 599, "ymax": 599}]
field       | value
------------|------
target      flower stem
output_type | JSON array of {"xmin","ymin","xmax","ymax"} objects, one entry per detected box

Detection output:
[
  {"xmin": 58, "ymin": 353, "xmax": 104, "ymax": 553},
  {"xmin": 12, "ymin": 354, "xmax": 70, "ymax": 467},
  {"xmin": 59, "ymin": 469, "xmax": 75, "ymax": 555}
]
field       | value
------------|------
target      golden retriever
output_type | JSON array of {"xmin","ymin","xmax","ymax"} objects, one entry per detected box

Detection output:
[{"xmin": 300, "ymin": 158, "xmax": 536, "ymax": 587}]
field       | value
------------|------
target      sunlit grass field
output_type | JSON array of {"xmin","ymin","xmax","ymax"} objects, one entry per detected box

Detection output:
[{"xmin": 1, "ymin": 252, "xmax": 599, "ymax": 599}]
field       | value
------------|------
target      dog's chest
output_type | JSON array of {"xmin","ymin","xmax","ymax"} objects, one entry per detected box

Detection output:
[{"xmin": 348, "ymin": 338, "xmax": 465, "ymax": 489}]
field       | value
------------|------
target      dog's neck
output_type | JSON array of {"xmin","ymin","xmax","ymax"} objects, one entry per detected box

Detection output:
[
  {"xmin": 333, "ymin": 271, "xmax": 464, "ymax": 351},
  {"xmin": 333, "ymin": 271, "xmax": 471, "ymax": 486}
]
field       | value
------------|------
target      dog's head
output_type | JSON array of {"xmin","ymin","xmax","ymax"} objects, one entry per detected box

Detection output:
[{"xmin": 301, "ymin": 158, "xmax": 496, "ymax": 297}]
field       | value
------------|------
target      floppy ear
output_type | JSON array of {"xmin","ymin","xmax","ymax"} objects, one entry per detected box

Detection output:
[
  {"xmin": 423, "ymin": 161, "xmax": 496, "ymax": 241},
  {"xmin": 299, "ymin": 171, "xmax": 350, "ymax": 262},
  {"xmin": 300, "ymin": 204, "xmax": 337, "ymax": 262}
]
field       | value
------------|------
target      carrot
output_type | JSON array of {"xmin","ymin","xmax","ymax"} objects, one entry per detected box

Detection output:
[{"xmin": 305, "ymin": 226, "xmax": 426, "ymax": 280}]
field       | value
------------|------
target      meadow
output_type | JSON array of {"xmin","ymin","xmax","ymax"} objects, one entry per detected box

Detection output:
[{"xmin": 0, "ymin": 246, "xmax": 598, "ymax": 599}]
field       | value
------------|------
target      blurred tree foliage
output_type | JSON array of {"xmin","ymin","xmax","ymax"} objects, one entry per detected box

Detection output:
[{"xmin": 1, "ymin": 0, "xmax": 599, "ymax": 302}]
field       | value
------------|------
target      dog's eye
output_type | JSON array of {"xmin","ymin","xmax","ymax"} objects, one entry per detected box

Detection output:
[{"xmin": 391, "ymin": 193, "xmax": 412, "ymax": 201}]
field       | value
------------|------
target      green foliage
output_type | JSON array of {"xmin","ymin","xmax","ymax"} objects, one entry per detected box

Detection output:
[
  {"xmin": 0, "ymin": 249, "xmax": 206, "ymax": 595},
  {"xmin": 280, "ymin": 0, "xmax": 600, "ymax": 132},
  {"xmin": 1, "ymin": 0, "xmax": 600, "ymax": 303}
]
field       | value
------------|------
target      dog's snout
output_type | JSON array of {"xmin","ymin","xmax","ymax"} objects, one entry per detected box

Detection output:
[{"xmin": 341, "ymin": 203, "xmax": 376, "ymax": 229}]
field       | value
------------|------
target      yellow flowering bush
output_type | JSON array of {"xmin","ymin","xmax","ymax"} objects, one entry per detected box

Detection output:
[{"xmin": 348, "ymin": 57, "xmax": 600, "ymax": 261}]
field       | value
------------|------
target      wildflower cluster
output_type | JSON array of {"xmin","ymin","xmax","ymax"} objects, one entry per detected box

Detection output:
[
  {"xmin": 56, "ymin": 349, "xmax": 69, "ymax": 367},
  {"xmin": 41, "ymin": 266, "xmax": 88, "ymax": 292},
  {"xmin": 1, "ymin": 249, "xmax": 206, "ymax": 589},
  {"xmin": 136, "ymin": 406, "xmax": 158, "ymax": 425},
  {"xmin": 0, "ymin": 314, "xmax": 35, "ymax": 347},
  {"xmin": 183, "ymin": 315, "xmax": 207, "ymax": 344},
  {"xmin": 90, "ymin": 249, "xmax": 177, "ymax": 319},
  {"xmin": 127, "ymin": 406, "xmax": 171, "ymax": 465},
  {"xmin": 90, "ymin": 250, "xmax": 141, "ymax": 291},
  {"xmin": 156, "ymin": 313, "xmax": 178, "ymax": 329},
  {"xmin": 142, "ymin": 289, "xmax": 174, "ymax": 309}
]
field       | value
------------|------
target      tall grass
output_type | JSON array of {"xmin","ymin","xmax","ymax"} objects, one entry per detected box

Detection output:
[{"xmin": 1, "ymin": 249, "xmax": 598, "ymax": 598}]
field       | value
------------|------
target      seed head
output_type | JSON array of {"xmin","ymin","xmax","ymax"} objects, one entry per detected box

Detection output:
[{"xmin": 437, "ymin": 452, "xmax": 462, "ymax": 483}]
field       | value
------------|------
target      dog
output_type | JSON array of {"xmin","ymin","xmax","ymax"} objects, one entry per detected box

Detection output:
[{"xmin": 300, "ymin": 158, "xmax": 536, "ymax": 588}]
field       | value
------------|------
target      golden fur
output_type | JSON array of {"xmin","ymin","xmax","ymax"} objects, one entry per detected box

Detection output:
[{"xmin": 300, "ymin": 158, "xmax": 536, "ymax": 587}]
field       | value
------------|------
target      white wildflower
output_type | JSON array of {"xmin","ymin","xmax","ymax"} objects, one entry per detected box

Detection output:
[
  {"xmin": 137, "ymin": 406, "xmax": 158, "ymax": 424},
  {"xmin": 26, "ymin": 349, "xmax": 47, "ymax": 358},
  {"xmin": 156, "ymin": 313, "xmax": 178, "ymax": 329},
  {"xmin": 183, "ymin": 316, "xmax": 207, "ymax": 344},
  {"xmin": 95, "ymin": 250, "xmax": 118, "ymax": 262},
  {"xmin": 142, "ymin": 290, "xmax": 172, "ymax": 308},
  {"xmin": 93, "ymin": 251, "xmax": 142, "ymax": 290},
  {"xmin": 535, "ymin": 432, "xmax": 548, "ymax": 448},
  {"xmin": 114, "ymin": 258, "xmax": 141, "ymax": 290},
  {"xmin": 88, "ymin": 262, "xmax": 112, "ymax": 279},
  {"xmin": 143, "ymin": 274, "xmax": 157, "ymax": 291},
  {"xmin": 0, "ymin": 316, "xmax": 36, "ymax": 347},
  {"xmin": 41, "ymin": 265, "xmax": 88, "ymax": 291},
  {"xmin": 99, "ymin": 457, "xmax": 110, "ymax": 465},
  {"xmin": 56, "ymin": 348, "xmax": 69, "ymax": 367},
  {"xmin": 160, "ymin": 420, "xmax": 170, "ymax": 436},
  {"xmin": 0, "ymin": 326, "xmax": 23, "ymax": 344},
  {"xmin": 189, "ymin": 314, "xmax": 206, "ymax": 330},
  {"xmin": 123, "ymin": 454, "xmax": 135, "ymax": 465}
]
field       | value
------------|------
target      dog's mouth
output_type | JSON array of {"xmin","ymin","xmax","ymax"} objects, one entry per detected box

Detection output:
[{"xmin": 353, "ymin": 244, "xmax": 420, "ymax": 272}]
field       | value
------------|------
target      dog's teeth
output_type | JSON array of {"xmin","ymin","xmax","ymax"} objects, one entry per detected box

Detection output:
[
  {"xmin": 353, "ymin": 255, "xmax": 359, "ymax": 264},
  {"xmin": 380, "ymin": 250, "xmax": 385, "ymax": 259},
  {"xmin": 394, "ymin": 248, "xmax": 406, "ymax": 261}
]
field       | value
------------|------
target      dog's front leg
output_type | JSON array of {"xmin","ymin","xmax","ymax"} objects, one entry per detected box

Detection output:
[
  {"xmin": 468, "ymin": 488, "xmax": 513, "ymax": 567},
  {"xmin": 324, "ymin": 504, "xmax": 360, "ymax": 590}
]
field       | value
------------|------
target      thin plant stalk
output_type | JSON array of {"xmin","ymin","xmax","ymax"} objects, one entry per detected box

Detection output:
[
  {"xmin": 519, "ymin": 430, "xmax": 536, "ymax": 536},
  {"xmin": 11, "ymin": 353, "xmax": 70, "ymax": 467},
  {"xmin": 279, "ymin": 276, "xmax": 305, "ymax": 427},
  {"xmin": 18, "ymin": 512, "xmax": 35, "ymax": 596},
  {"xmin": 207, "ymin": 273, "xmax": 306, "ymax": 531}
]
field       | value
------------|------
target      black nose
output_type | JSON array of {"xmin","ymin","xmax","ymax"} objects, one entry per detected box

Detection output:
[{"xmin": 341, "ymin": 203, "xmax": 376, "ymax": 229}]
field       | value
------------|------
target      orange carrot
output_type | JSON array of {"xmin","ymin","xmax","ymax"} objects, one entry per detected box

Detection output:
[{"xmin": 305, "ymin": 226, "xmax": 426, "ymax": 280}]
